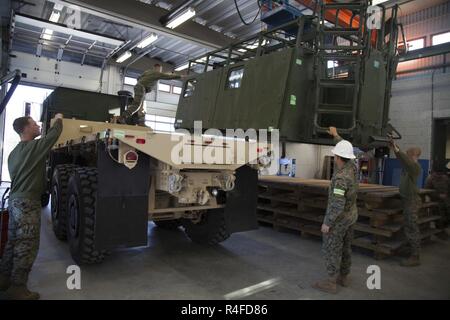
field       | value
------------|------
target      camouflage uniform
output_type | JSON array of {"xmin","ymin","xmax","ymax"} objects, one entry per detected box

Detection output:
[
  {"xmin": 395, "ymin": 150, "xmax": 422, "ymax": 256},
  {"xmin": 0, "ymin": 119, "xmax": 62, "ymax": 290},
  {"xmin": 322, "ymin": 137, "xmax": 359, "ymax": 277},
  {"xmin": 425, "ymin": 172, "xmax": 450, "ymax": 226},
  {"xmin": 0, "ymin": 199, "xmax": 41, "ymax": 285},
  {"xmin": 120, "ymin": 70, "xmax": 181, "ymax": 125}
]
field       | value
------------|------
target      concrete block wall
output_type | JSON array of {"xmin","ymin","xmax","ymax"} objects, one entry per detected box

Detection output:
[{"xmin": 389, "ymin": 71, "xmax": 450, "ymax": 160}]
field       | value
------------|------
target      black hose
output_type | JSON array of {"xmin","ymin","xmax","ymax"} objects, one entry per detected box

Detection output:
[{"xmin": 234, "ymin": 0, "xmax": 261, "ymax": 26}]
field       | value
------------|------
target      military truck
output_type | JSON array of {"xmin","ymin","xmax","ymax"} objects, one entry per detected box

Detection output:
[
  {"xmin": 42, "ymin": 88, "xmax": 270, "ymax": 264},
  {"xmin": 175, "ymin": 1, "xmax": 404, "ymax": 149}
]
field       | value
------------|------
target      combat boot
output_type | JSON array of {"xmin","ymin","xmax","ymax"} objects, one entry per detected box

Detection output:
[
  {"xmin": 400, "ymin": 255, "xmax": 421, "ymax": 267},
  {"xmin": 336, "ymin": 274, "xmax": 350, "ymax": 287},
  {"xmin": 0, "ymin": 274, "xmax": 10, "ymax": 291},
  {"xmin": 1, "ymin": 285, "xmax": 40, "ymax": 300},
  {"xmin": 312, "ymin": 276, "xmax": 337, "ymax": 294}
]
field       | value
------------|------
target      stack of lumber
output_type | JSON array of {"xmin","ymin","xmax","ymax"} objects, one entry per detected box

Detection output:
[{"xmin": 257, "ymin": 176, "xmax": 444, "ymax": 259}]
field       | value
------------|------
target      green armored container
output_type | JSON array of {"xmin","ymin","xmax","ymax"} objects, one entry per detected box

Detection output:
[{"xmin": 176, "ymin": 6, "xmax": 403, "ymax": 149}]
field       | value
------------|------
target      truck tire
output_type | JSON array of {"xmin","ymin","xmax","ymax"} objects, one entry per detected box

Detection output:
[
  {"xmin": 182, "ymin": 208, "xmax": 230, "ymax": 245},
  {"xmin": 154, "ymin": 219, "xmax": 181, "ymax": 230},
  {"xmin": 66, "ymin": 167, "xmax": 107, "ymax": 264},
  {"xmin": 41, "ymin": 193, "xmax": 50, "ymax": 208},
  {"xmin": 51, "ymin": 164, "xmax": 78, "ymax": 240}
]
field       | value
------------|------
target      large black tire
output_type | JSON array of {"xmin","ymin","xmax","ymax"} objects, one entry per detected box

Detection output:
[
  {"xmin": 154, "ymin": 219, "xmax": 181, "ymax": 230},
  {"xmin": 51, "ymin": 164, "xmax": 78, "ymax": 240},
  {"xmin": 182, "ymin": 208, "xmax": 230, "ymax": 245},
  {"xmin": 66, "ymin": 167, "xmax": 107, "ymax": 264},
  {"xmin": 41, "ymin": 193, "xmax": 50, "ymax": 208}
]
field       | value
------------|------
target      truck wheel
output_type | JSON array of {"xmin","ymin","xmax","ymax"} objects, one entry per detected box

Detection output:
[
  {"xmin": 182, "ymin": 208, "xmax": 230, "ymax": 245},
  {"xmin": 51, "ymin": 164, "xmax": 78, "ymax": 240},
  {"xmin": 41, "ymin": 193, "xmax": 50, "ymax": 208},
  {"xmin": 66, "ymin": 167, "xmax": 107, "ymax": 264},
  {"xmin": 154, "ymin": 219, "xmax": 181, "ymax": 230}
]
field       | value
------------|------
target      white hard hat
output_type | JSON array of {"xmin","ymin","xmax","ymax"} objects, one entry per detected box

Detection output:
[{"xmin": 331, "ymin": 140, "xmax": 356, "ymax": 159}]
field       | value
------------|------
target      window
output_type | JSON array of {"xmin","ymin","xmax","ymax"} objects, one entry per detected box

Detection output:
[
  {"xmin": 407, "ymin": 38, "xmax": 425, "ymax": 51},
  {"xmin": 227, "ymin": 67, "xmax": 244, "ymax": 89},
  {"xmin": 172, "ymin": 86, "xmax": 182, "ymax": 95},
  {"xmin": 144, "ymin": 114, "xmax": 175, "ymax": 132},
  {"xmin": 327, "ymin": 60, "xmax": 338, "ymax": 69},
  {"xmin": 158, "ymin": 83, "xmax": 171, "ymax": 93},
  {"xmin": 124, "ymin": 76, "xmax": 138, "ymax": 86},
  {"xmin": 432, "ymin": 31, "xmax": 450, "ymax": 46},
  {"xmin": 183, "ymin": 79, "xmax": 197, "ymax": 98}
]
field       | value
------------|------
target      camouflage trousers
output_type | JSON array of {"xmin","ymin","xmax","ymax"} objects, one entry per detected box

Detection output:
[
  {"xmin": 402, "ymin": 197, "xmax": 421, "ymax": 256},
  {"xmin": 323, "ymin": 221, "xmax": 355, "ymax": 277},
  {"xmin": 0, "ymin": 198, "xmax": 41, "ymax": 285}
]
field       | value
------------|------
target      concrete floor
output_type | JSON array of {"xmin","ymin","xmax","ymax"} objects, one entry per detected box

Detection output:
[{"xmin": 18, "ymin": 206, "xmax": 448, "ymax": 300}]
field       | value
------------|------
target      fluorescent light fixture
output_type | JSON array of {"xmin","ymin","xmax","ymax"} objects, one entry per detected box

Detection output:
[
  {"xmin": 42, "ymin": 28, "xmax": 53, "ymax": 40},
  {"xmin": 49, "ymin": 10, "xmax": 60, "ymax": 23},
  {"xmin": 175, "ymin": 63, "xmax": 190, "ymax": 71},
  {"xmin": 136, "ymin": 33, "xmax": 158, "ymax": 49},
  {"xmin": 196, "ymin": 57, "xmax": 207, "ymax": 63},
  {"xmin": 372, "ymin": 0, "xmax": 389, "ymax": 5},
  {"xmin": 166, "ymin": 7, "xmax": 196, "ymax": 29},
  {"xmin": 116, "ymin": 51, "xmax": 132, "ymax": 63},
  {"xmin": 53, "ymin": 3, "xmax": 64, "ymax": 11},
  {"xmin": 244, "ymin": 40, "xmax": 267, "ymax": 50}
]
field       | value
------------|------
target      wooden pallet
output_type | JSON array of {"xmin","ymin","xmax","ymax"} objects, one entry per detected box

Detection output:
[{"xmin": 257, "ymin": 176, "xmax": 444, "ymax": 259}]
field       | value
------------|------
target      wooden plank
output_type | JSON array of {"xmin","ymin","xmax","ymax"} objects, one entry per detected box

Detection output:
[
  {"xmin": 352, "ymin": 237, "xmax": 393, "ymax": 255},
  {"xmin": 257, "ymin": 216, "xmax": 274, "ymax": 224},
  {"xmin": 258, "ymin": 194, "xmax": 298, "ymax": 204},
  {"xmin": 418, "ymin": 215, "xmax": 442, "ymax": 225},
  {"xmin": 302, "ymin": 198, "xmax": 328, "ymax": 209},
  {"xmin": 257, "ymin": 205, "xmax": 276, "ymax": 212},
  {"xmin": 421, "ymin": 202, "xmax": 439, "ymax": 209},
  {"xmin": 354, "ymin": 223, "xmax": 393, "ymax": 237}
]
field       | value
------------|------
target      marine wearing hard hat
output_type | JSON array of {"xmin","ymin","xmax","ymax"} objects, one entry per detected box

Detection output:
[{"xmin": 312, "ymin": 127, "xmax": 359, "ymax": 294}]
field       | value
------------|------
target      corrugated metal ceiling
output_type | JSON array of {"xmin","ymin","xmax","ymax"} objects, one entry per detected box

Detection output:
[{"xmin": 9, "ymin": 0, "xmax": 450, "ymax": 71}]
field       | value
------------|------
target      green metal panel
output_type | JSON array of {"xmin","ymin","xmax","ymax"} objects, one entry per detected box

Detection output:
[
  {"xmin": 42, "ymin": 87, "xmax": 122, "ymax": 133},
  {"xmin": 278, "ymin": 48, "xmax": 315, "ymax": 141},
  {"xmin": 175, "ymin": 68, "xmax": 223, "ymax": 129},
  {"xmin": 358, "ymin": 50, "xmax": 387, "ymax": 141},
  {"xmin": 211, "ymin": 48, "xmax": 294, "ymax": 130},
  {"xmin": 43, "ymin": 87, "xmax": 120, "ymax": 122}
]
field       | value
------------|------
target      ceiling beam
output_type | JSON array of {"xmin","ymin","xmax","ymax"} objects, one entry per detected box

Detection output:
[{"xmin": 55, "ymin": 0, "xmax": 234, "ymax": 50}]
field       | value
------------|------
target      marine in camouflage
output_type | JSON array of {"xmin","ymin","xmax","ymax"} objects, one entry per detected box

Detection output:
[
  {"xmin": 119, "ymin": 69, "xmax": 181, "ymax": 125},
  {"xmin": 402, "ymin": 197, "xmax": 421, "ymax": 256},
  {"xmin": 394, "ymin": 149, "xmax": 422, "ymax": 257},
  {"xmin": 322, "ymin": 136, "xmax": 359, "ymax": 277},
  {"xmin": 0, "ymin": 198, "xmax": 41, "ymax": 286}
]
